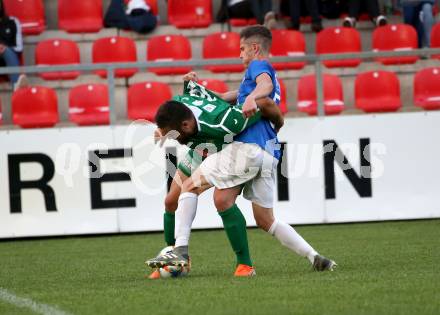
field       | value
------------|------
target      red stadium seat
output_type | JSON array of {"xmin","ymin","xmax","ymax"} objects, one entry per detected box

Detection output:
[
  {"xmin": 229, "ymin": 18, "xmax": 257, "ymax": 26},
  {"xmin": 3, "ymin": 0, "xmax": 45, "ymax": 35},
  {"xmin": 199, "ymin": 79, "xmax": 229, "ymax": 94},
  {"xmin": 69, "ymin": 84, "xmax": 109, "ymax": 126},
  {"xmin": 270, "ymin": 30, "xmax": 306, "ymax": 70},
  {"xmin": 58, "ymin": 0, "xmax": 103, "ymax": 33},
  {"xmin": 316, "ymin": 27, "xmax": 362, "ymax": 68},
  {"xmin": 355, "ymin": 71, "xmax": 401, "ymax": 113},
  {"xmin": 147, "ymin": 35, "xmax": 192, "ymax": 75},
  {"xmin": 297, "ymin": 74, "xmax": 345, "ymax": 115},
  {"xmin": 414, "ymin": 67, "xmax": 440, "ymax": 110},
  {"xmin": 431, "ymin": 23, "xmax": 440, "ymax": 59},
  {"xmin": 123, "ymin": 0, "xmax": 158, "ymax": 15},
  {"xmin": 93, "ymin": 37, "xmax": 137, "ymax": 78},
  {"xmin": 277, "ymin": 78, "xmax": 288, "ymax": 114},
  {"xmin": 12, "ymin": 86, "xmax": 58, "ymax": 128},
  {"xmin": 127, "ymin": 82, "xmax": 172, "ymax": 121},
  {"xmin": 203, "ymin": 32, "xmax": 243, "ymax": 73},
  {"xmin": 372, "ymin": 24, "xmax": 418, "ymax": 65},
  {"xmin": 35, "ymin": 39, "xmax": 80, "ymax": 80},
  {"xmin": 168, "ymin": 0, "xmax": 212, "ymax": 28}
]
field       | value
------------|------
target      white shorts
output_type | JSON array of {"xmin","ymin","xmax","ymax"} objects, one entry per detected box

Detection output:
[{"xmin": 199, "ymin": 142, "xmax": 278, "ymax": 208}]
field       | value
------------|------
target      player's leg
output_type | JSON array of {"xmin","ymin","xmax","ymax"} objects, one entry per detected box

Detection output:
[
  {"xmin": 147, "ymin": 169, "xmax": 187, "ymax": 279},
  {"xmin": 202, "ymin": 142, "xmax": 264, "ymax": 276},
  {"xmin": 163, "ymin": 170, "xmax": 187, "ymax": 245},
  {"xmin": 172, "ymin": 149, "xmax": 210, "ymax": 249},
  {"xmin": 148, "ymin": 143, "xmax": 261, "ymax": 270},
  {"xmin": 147, "ymin": 168, "xmax": 213, "ymax": 268},
  {"xmin": 243, "ymin": 155, "xmax": 336, "ymax": 271},
  {"xmin": 147, "ymin": 150, "xmax": 201, "ymax": 273},
  {"xmin": 213, "ymin": 186, "xmax": 255, "ymax": 276},
  {"xmin": 158, "ymin": 179, "xmax": 255, "ymax": 275},
  {"xmin": 173, "ymin": 169, "xmax": 212, "ymax": 247},
  {"xmin": 251, "ymin": 202, "xmax": 336, "ymax": 271},
  {"xmin": 246, "ymin": 173, "xmax": 318, "ymax": 264},
  {"xmin": 172, "ymin": 142, "xmax": 260, "ymax": 260},
  {"xmin": 252, "ymin": 203, "xmax": 314, "ymax": 260},
  {"xmin": 160, "ymin": 149, "xmax": 200, "ymax": 247}
]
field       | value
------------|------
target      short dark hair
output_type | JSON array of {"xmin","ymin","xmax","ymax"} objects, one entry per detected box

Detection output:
[
  {"xmin": 240, "ymin": 25, "xmax": 272, "ymax": 53},
  {"xmin": 155, "ymin": 100, "xmax": 193, "ymax": 130}
]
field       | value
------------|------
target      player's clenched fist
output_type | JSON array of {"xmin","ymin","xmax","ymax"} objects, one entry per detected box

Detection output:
[
  {"xmin": 242, "ymin": 95, "xmax": 258, "ymax": 118},
  {"xmin": 182, "ymin": 71, "xmax": 198, "ymax": 82}
]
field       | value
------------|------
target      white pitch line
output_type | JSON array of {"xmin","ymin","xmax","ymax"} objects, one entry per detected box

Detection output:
[{"xmin": 0, "ymin": 287, "xmax": 72, "ymax": 315}]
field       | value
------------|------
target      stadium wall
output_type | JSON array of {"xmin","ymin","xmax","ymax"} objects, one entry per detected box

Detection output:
[{"xmin": 1, "ymin": 111, "xmax": 440, "ymax": 238}]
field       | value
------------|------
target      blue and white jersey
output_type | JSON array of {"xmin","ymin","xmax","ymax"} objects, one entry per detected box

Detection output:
[{"xmin": 235, "ymin": 59, "xmax": 281, "ymax": 160}]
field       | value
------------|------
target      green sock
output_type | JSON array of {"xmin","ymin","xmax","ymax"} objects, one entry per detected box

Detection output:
[
  {"xmin": 218, "ymin": 204, "xmax": 252, "ymax": 266},
  {"xmin": 163, "ymin": 211, "xmax": 175, "ymax": 246}
]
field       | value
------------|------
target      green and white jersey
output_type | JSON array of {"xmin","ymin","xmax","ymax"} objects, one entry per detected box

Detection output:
[{"xmin": 173, "ymin": 80, "xmax": 261, "ymax": 151}]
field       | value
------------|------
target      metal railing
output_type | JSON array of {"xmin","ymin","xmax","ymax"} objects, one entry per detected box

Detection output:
[{"xmin": 1, "ymin": 47, "xmax": 440, "ymax": 125}]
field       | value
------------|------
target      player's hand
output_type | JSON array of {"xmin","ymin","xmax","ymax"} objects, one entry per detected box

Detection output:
[
  {"xmin": 242, "ymin": 96, "xmax": 258, "ymax": 118},
  {"xmin": 154, "ymin": 128, "xmax": 180, "ymax": 147},
  {"xmin": 153, "ymin": 128, "xmax": 164, "ymax": 146},
  {"xmin": 153, "ymin": 128, "xmax": 170, "ymax": 147},
  {"xmin": 274, "ymin": 119, "xmax": 284, "ymax": 133},
  {"xmin": 182, "ymin": 71, "xmax": 198, "ymax": 82}
]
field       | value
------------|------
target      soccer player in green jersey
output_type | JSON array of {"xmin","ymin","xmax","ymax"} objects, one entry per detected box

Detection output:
[{"xmin": 147, "ymin": 80, "xmax": 283, "ymax": 279}]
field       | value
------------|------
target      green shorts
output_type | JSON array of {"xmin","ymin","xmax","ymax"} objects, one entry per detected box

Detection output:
[{"xmin": 177, "ymin": 149, "xmax": 204, "ymax": 177}]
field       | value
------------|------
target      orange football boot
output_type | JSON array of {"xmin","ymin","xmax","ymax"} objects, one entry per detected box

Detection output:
[
  {"xmin": 234, "ymin": 264, "xmax": 256, "ymax": 277},
  {"xmin": 148, "ymin": 269, "xmax": 161, "ymax": 280}
]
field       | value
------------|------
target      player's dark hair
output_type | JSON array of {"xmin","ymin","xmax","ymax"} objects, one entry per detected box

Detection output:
[
  {"xmin": 240, "ymin": 25, "xmax": 272, "ymax": 54},
  {"xmin": 155, "ymin": 100, "xmax": 194, "ymax": 130}
]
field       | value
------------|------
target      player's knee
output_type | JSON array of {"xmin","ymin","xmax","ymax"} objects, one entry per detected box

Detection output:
[
  {"xmin": 164, "ymin": 194, "xmax": 178, "ymax": 211},
  {"xmin": 181, "ymin": 178, "xmax": 197, "ymax": 194},
  {"xmin": 214, "ymin": 192, "xmax": 234, "ymax": 211}
]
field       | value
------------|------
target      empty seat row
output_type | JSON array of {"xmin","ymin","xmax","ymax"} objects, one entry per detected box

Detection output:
[
  {"xmin": 10, "ymin": 78, "xmax": 228, "ymax": 128},
  {"xmin": 298, "ymin": 68, "xmax": 440, "ymax": 115},
  {"xmin": 35, "ymin": 33, "xmax": 241, "ymax": 79},
  {"xmin": 7, "ymin": 67, "xmax": 440, "ymax": 129},
  {"xmin": 3, "ymin": 0, "xmax": 211, "ymax": 35},
  {"xmin": 299, "ymin": 71, "xmax": 402, "ymax": 115},
  {"xmin": 315, "ymin": 24, "xmax": 440, "ymax": 67},
  {"xmin": 33, "ymin": 24, "xmax": 440, "ymax": 82}
]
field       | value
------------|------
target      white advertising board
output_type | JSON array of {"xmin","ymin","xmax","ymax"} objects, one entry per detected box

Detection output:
[{"xmin": 1, "ymin": 111, "xmax": 439, "ymax": 238}]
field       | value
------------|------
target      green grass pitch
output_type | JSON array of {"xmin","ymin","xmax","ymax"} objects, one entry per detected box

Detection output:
[{"xmin": 0, "ymin": 220, "xmax": 439, "ymax": 315}]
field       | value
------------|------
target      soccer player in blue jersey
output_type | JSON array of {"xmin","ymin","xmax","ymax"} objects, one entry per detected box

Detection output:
[{"xmin": 148, "ymin": 26, "xmax": 336, "ymax": 276}]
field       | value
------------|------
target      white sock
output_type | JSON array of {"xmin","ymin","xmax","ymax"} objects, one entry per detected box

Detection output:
[
  {"xmin": 268, "ymin": 220, "xmax": 318, "ymax": 264},
  {"xmin": 174, "ymin": 192, "xmax": 198, "ymax": 248}
]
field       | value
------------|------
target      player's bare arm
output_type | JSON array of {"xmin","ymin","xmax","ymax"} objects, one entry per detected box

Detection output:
[
  {"xmin": 242, "ymin": 73, "xmax": 274, "ymax": 118},
  {"xmin": 182, "ymin": 71, "xmax": 237, "ymax": 103},
  {"xmin": 219, "ymin": 90, "xmax": 238, "ymax": 103},
  {"xmin": 256, "ymin": 98, "xmax": 284, "ymax": 133}
]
